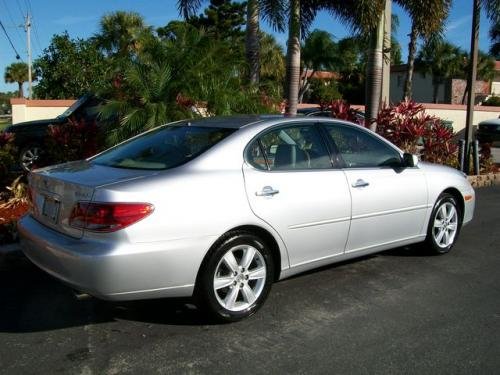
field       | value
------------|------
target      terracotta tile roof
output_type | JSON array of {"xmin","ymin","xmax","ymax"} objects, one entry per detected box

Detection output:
[{"xmin": 301, "ymin": 71, "xmax": 339, "ymax": 80}]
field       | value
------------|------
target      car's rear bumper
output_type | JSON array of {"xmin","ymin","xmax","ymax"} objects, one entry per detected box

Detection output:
[{"xmin": 18, "ymin": 214, "xmax": 216, "ymax": 301}]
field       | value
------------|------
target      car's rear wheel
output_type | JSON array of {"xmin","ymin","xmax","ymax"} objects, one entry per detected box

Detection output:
[
  {"xmin": 425, "ymin": 193, "xmax": 462, "ymax": 254},
  {"xmin": 197, "ymin": 231, "xmax": 274, "ymax": 322},
  {"xmin": 20, "ymin": 144, "xmax": 44, "ymax": 171}
]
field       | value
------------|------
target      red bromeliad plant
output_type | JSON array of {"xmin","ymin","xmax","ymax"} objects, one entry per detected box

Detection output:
[
  {"xmin": 376, "ymin": 100, "xmax": 458, "ymax": 167},
  {"xmin": 46, "ymin": 117, "xmax": 101, "ymax": 166},
  {"xmin": 321, "ymin": 99, "xmax": 364, "ymax": 125}
]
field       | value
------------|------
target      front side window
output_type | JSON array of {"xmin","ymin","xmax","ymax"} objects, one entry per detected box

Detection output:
[
  {"xmin": 324, "ymin": 124, "xmax": 402, "ymax": 168},
  {"xmin": 93, "ymin": 125, "xmax": 235, "ymax": 170},
  {"xmin": 247, "ymin": 124, "xmax": 332, "ymax": 170}
]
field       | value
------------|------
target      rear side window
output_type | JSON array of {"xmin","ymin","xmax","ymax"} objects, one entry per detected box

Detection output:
[
  {"xmin": 247, "ymin": 124, "xmax": 332, "ymax": 170},
  {"xmin": 93, "ymin": 125, "xmax": 235, "ymax": 170}
]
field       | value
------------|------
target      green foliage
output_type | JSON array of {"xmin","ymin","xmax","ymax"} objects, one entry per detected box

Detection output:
[
  {"xmin": 307, "ymin": 79, "xmax": 341, "ymax": 103},
  {"xmin": 0, "ymin": 91, "xmax": 16, "ymax": 115},
  {"xmin": 185, "ymin": 0, "xmax": 246, "ymax": 40},
  {"xmin": 483, "ymin": 95, "xmax": 500, "ymax": 106},
  {"xmin": 34, "ymin": 32, "xmax": 109, "ymax": 99}
]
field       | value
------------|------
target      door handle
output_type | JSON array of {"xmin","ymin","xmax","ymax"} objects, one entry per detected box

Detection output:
[
  {"xmin": 256, "ymin": 186, "xmax": 280, "ymax": 196},
  {"xmin": 352, "ymin": 179, "xmax": 369, "ymax": 188}
]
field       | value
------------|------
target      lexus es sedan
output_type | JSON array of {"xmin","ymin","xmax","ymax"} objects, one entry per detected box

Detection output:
[{"xmin": 19, "ymin": 116, "xmax": 475, "ymax": 321}]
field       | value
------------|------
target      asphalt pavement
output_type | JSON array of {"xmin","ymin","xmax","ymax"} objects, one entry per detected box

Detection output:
[{"xmin": 0, "ymin": 186, "xmax": 499, "ymax": 374}]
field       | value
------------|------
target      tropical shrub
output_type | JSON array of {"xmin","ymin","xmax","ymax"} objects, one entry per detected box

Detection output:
[
  {"xmin": 45, "ymin": 117, "xmax": 102, "ymax": 165},
  {"xmin": 320, "ymin": 99, "xmax": 364, "ymax": 125},
  {"xmin": 0, "ymin": 132, "xmax": 16, "ymax": 183},
  {"xmin": 376, "ymin": 100, "xmax": 458, "ymax": 167},
  {"xmin": 307, "ymin": 79, "xmax": 341, "ymax": 104}
]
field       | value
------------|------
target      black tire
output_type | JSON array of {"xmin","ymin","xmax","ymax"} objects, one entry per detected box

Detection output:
[
  {"xmin": 424, "ymin": 193, "xmax": 462, "ymax": 255},
  {"xmin": 19, "ymin": 144, "xmax": 44, "ymax": 171},
  {"xmin": 196, "ymin": 231, "xmax": 274, "ymax": 322}
]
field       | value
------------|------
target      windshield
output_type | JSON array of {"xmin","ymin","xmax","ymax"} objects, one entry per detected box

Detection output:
[
  {"xmin": 92, "ymin": 124, "xmax": 236, "ymax": 170},
  {"xmin": 57, "ymin": 96, "xmax": 88, "ymax": 118}
]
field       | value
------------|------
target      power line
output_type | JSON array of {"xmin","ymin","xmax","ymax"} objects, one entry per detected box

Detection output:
[
  {"xmin": 15, "ymin": 0, "xmax": 24, "ymax": 19},
  {"xmin": 0, "ymin": 19, "xmax": 22, "ymax": 60},
  {"xmin": 2, "ymin": 0, "xmax": 24, "ymax": 47}
]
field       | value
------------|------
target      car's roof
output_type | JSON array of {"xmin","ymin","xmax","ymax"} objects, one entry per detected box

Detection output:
[
  {"xmin": 183, "ymin": 115, "xmax": 266, "ymax": 129},
  {"xmin": 479, "ymin": 118, "xmax": 500, "ymax": 126}
]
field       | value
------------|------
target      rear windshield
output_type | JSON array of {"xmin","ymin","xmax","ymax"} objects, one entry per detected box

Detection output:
[{"xmin": 92, "ymin": 125, "xmax": 236, "ymax": 170}]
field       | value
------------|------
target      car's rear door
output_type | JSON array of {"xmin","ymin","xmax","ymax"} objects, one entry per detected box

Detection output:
[
  {"xmin": 243, "ymin": 122, "xmax": 351, "ymax": 267},
  {"xmin": 322, "ymin": 123, "xmax": 428, "ymax": 253}
]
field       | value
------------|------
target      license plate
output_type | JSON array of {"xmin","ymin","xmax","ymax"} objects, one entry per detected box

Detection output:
[{"xmin": 42, "ymin": 197, "xmax": 60, "ymax": 223}]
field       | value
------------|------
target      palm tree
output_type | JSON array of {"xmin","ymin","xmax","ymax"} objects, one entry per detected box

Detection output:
[
  {"xmin": 399, "ymin": 0, "xmax": 451, "ymax": 100},
  {"xmin": 94, "ymin": 11, "xmax": 150, "ymax": 58},
  {"xmin": 299, "ymin": 29, "xmax": 337, "ymax": 102},
  {"xmin": 177, "ymin": 0, "xmax": 262, "ymax": 85},
  {"xmin": 416, "ymin": 40, "xmax": 464, "ymax": 103},
  {"xmin": 4, "ymin": 62, "xmax": 29, "ymax": 98},
  {"xmin": 322, "ymin": 0, "xmax": 385, "ymax": 128}
]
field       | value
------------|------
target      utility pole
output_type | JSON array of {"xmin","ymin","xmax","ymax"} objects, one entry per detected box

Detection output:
[{"xmin": 24, "ymin": 12, "xmax": 32, "ymax": 99}]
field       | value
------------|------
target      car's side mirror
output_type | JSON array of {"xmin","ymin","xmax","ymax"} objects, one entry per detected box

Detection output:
[{"xmin": 403, "ymin": 153, "xmax": 419, "ymax": 168}]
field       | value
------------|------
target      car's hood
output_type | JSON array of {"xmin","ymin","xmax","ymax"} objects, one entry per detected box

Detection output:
[{"xmin": 5, "ymin": 117, "xmax": 66, "ymax": 132}]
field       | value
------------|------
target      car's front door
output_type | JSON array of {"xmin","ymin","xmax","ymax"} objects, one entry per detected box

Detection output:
[
  {"xmin": 243, "ymin": 123, "xmax": 351, "ymax": 267},
  {"xmin": 322, "ymin": 123, "xmax": 428, "ymax": 253}
]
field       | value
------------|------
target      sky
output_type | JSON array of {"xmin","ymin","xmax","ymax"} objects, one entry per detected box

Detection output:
[{"xmin": 0, "ymin": 0, "xmax": 495, "ymax": 93}]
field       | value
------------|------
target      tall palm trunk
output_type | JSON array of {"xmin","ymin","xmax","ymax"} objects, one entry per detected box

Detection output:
[
  {"xmin": 17, "ymin": 82, "xmax": 24, "ymax": 98},
  {"xmin": 403, "ymin": 23, "xmax": 418, "ymax": 100},
  {"xmin": 464, "ymin": 0, "xmax": 480, "ymax": 174},
  {"xmin": 365, "ymin": 12, "xmax": 384, "ymax": 131},
  {"xmin": 246, "ymin": 0, "xmax": 260, "ymax": 85},
  {"xmin": 285, "ymin": 0, "xmax": 301, "ymax": 116}
]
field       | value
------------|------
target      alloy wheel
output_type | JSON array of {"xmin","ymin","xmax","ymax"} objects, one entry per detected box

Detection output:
[
  {"xmin": 213, "ymin": 245, "xmax": 267, "ymax": 312},
  {"xmin": 432, "ymin": 202, "xmax": 458, "ymax": 248}
]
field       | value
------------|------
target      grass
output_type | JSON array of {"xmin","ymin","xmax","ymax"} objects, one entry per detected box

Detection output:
[{"xmin": 0, "ymin": 119, "xmax": 12, "ymax": 131}]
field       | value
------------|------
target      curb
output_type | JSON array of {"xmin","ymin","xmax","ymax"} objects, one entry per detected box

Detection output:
[{"xmin": 467, "ymin": 173, "xmax": 500, "ymax": 188}]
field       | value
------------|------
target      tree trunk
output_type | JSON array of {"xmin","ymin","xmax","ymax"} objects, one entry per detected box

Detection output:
[
  {"xmin": 285, "ymin": 0, "xmax": 301, "ymax": 116},
  {"xmin": 432, "ymin": 82, "xmax": 439, "ymax": 103},
  {"xmin": 403, "ymin": 23, "xmax": 418, "ymax": 101},
  {"xmin": 298, "ymin": 68, "xmax": 314, "ymax": 103},
  {"xmin": 246, "ymin": 0, "xmax": 260, "ymax": 85},
  {"xmin": 365, "ymin": 11, "xmax": 384, "ymax": 131},
  {"xmin": 17, "ymin": 82, "xmax": 24, "ymax": 98},
  {"xmin": 464, "ymin": 0, "xmax": 480, "ymax": 174}
]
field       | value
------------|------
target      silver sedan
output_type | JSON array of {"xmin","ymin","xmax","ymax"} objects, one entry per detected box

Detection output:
[{"xmin": 19, "ymin": 116, "xmax": 475, "ymax": 321}]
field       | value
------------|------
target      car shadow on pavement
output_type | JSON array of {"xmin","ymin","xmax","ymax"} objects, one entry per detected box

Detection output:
[{"xmin": 0, "ymin": 254, "xmax": 213, "ymax": 333}]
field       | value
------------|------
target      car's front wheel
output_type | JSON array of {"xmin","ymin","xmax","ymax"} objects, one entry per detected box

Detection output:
[
  {"xmin": 425, "ymin": 193, "xmax": 462, "ymax": 254},
  {"xmin": 197, "ymin": 231, "xmax": 274, "ymax": 322}
]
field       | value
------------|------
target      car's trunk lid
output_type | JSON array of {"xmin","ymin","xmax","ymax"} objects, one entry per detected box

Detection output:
[{"xmin": 29, "ymin": 160, "xmax": 159, "ymax": 238}]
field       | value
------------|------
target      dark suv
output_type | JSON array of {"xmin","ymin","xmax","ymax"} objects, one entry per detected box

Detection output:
[
  {"xmin": 4, "ymin": 94, "xmax": 102, "ymax": 170},
  {"xmin": 476, "ymin": 117, "xmax": 500, "ymax": 144}
]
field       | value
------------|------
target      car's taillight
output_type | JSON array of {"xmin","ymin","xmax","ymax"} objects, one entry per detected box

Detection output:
[{"xmin": 69, "ymin": 202, "xmax": 154, "ymax": 232}]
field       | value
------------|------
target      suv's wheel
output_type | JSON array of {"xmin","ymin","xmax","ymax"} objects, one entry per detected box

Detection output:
[
  {"xmin": 20, "ymin": 144, "xmax": 44, "ymax": 171},
  {"xmin": 197, "ymin": 231, "xmax": 274, "ymax": 322},
  {"xmin": 425, "ymin": 193, "xmax": 462, "ymax": 254}
]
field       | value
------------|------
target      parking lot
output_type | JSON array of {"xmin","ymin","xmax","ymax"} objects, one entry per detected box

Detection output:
[{"xmin": 0, "ymin": 186, "xmax": 499, "ymax": 374}]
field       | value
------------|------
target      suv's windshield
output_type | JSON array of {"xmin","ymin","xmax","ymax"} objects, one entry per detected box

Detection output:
[
  {"xmin": 57, "ymin": 96, "xmax": 88, "ymax": 119},
  {"xmin": 92, "ymin": 124, "xmax": 236, "ymax": 170}
]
